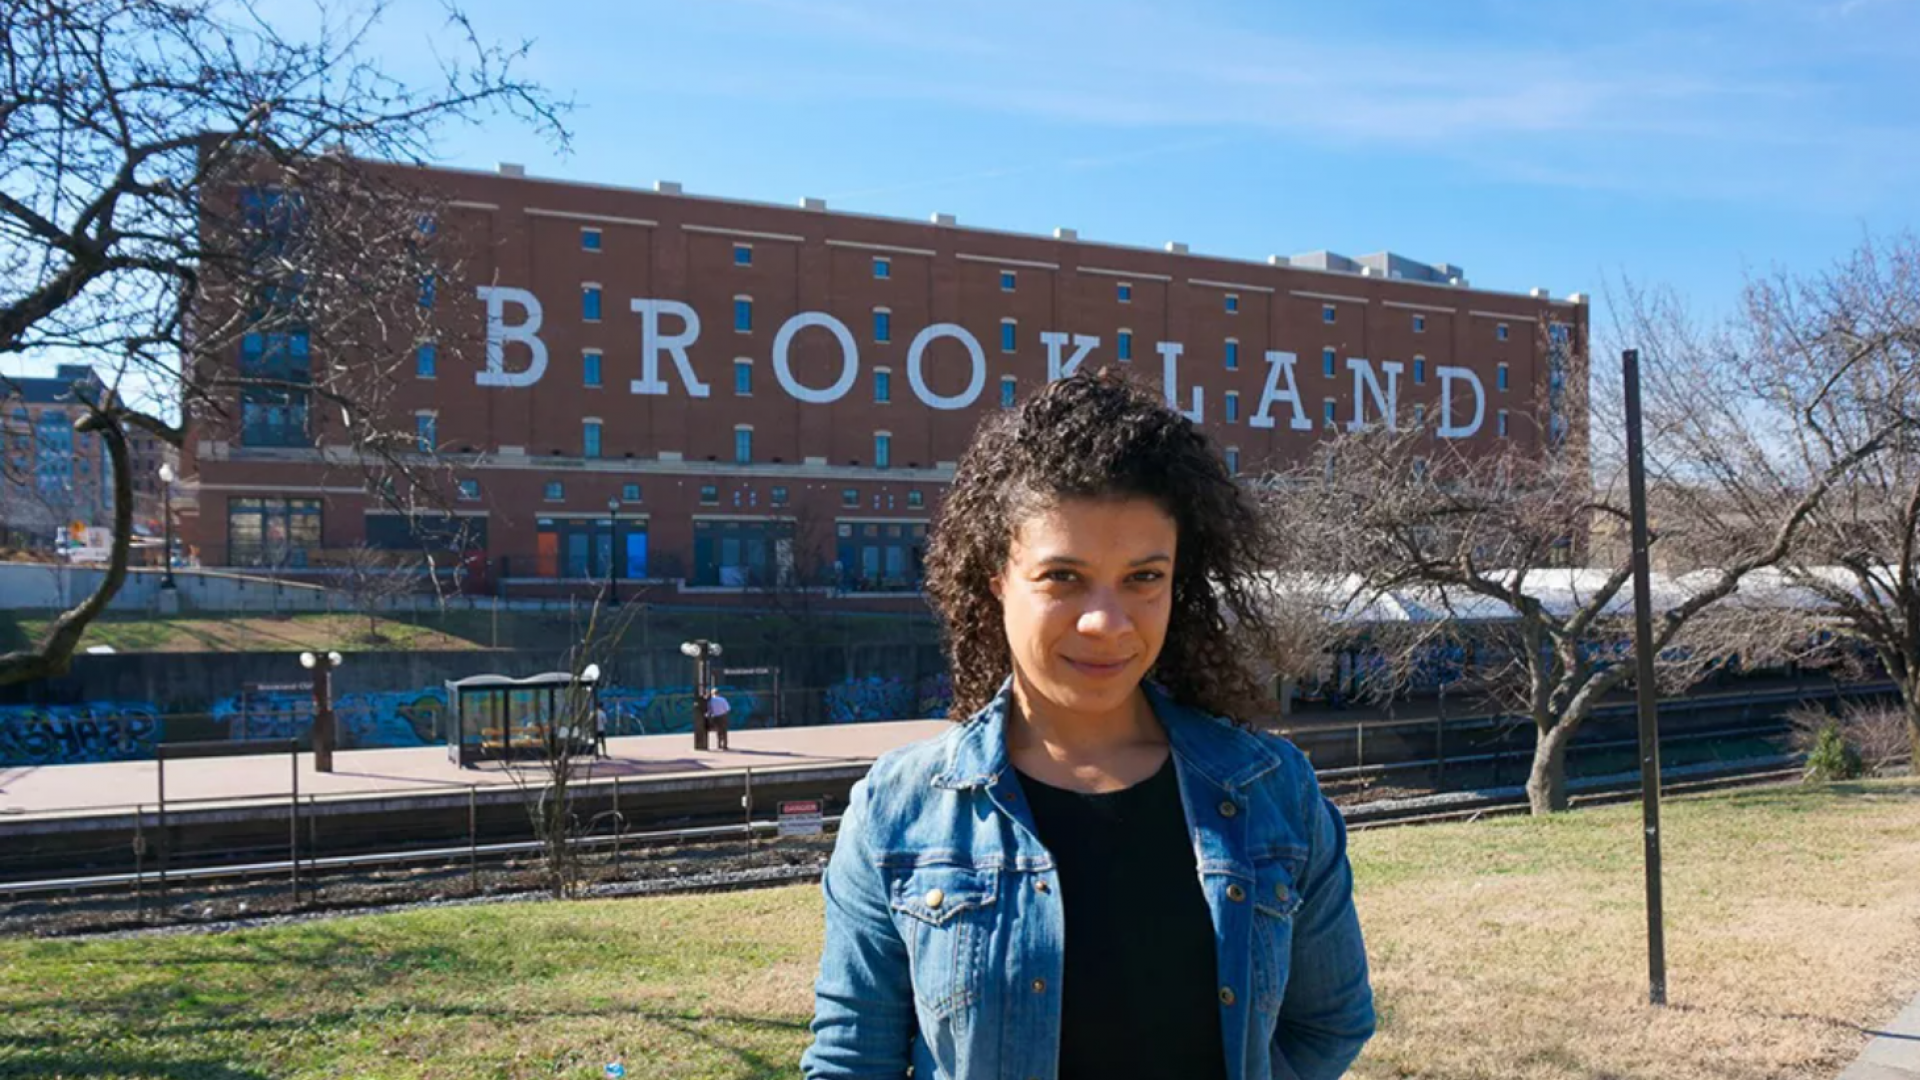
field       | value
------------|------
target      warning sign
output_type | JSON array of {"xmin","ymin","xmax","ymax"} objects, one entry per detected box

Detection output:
[{"xmin": 778, "ymin": 799, "xmax": 824, "ymax": 837}]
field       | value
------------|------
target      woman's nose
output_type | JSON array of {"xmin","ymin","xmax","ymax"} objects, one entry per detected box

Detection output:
[{"xmin": 1077, "ymin": 586, "xmax": 1133, "ymax": 637}]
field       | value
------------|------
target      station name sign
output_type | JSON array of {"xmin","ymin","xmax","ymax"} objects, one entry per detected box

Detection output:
[{"xmin": 474, "ymin": 286, "xmax": 1489, "ymax": 437}]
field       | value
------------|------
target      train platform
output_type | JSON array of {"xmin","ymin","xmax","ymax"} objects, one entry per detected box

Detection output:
[{"xmin": 0, "ymin": 720, "xmax": 949, "ymax": 831}]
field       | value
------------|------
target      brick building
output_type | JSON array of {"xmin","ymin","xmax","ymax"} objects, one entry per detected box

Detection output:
[
  {"xmin": 179, "ymin": 163, "xmax": 1587, "ymax": 601},
  {"xmin": 2, "ymin": 365, "xmax": 114, "ymax": 550}
]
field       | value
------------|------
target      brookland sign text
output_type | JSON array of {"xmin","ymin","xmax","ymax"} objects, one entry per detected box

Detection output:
[{"xmin": 474, "ymin": 287, "xmax": 1491, "ymax": 437}]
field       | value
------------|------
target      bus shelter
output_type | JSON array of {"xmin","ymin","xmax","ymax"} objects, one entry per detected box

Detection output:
[{"xmin": 446, "ymin": 668, "xmax": 600, "ymax": 768}]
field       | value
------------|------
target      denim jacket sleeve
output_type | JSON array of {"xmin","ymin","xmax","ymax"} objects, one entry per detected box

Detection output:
[
  {"xmin": 801, "ymin": 778, "xmax": 915, "ymax": 1080},
  {"xmin": 1272, "ymin": 763, "xmax": 1376, "ymax": 1079}
]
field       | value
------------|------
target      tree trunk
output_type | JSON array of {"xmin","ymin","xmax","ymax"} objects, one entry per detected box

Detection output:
[
  {"xmin": 1527, "ymin": 720, "xmax": 1577, "ymax": 815},
  {"xmin": 1905, "ymin": 677, "xmax": 1920, "ymax": 772}
]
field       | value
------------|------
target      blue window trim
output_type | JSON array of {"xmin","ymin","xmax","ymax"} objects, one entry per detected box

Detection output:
[
  {"xmin": 875, "ymin": 370, "xmax": 891, "ymax": 403},
  {"xmin": 734, "ymin": 298, "xmax": 753, "ymax": 333}
]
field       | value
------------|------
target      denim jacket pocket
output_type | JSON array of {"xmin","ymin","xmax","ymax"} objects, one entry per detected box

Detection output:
[
  {"xmin": 1250, "ymin": 850, "xmax": 1307, "ymax": 1012},
  {"xmin": 886, "ymin": 865, "xmax": 999, "ymax": 1020}
]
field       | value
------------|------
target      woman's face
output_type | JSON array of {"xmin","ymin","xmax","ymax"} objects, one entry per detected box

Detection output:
[{"xmin": 992, "ymin": 496, "xmax": 1177, "ymax": 720}]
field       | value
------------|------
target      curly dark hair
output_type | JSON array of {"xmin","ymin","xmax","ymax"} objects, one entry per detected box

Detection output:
[{"xmin": 924, "ymin": 369, "xmax": 1286, "ymax": 722}]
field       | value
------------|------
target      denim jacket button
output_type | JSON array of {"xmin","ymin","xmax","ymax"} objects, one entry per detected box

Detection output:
[
  {"xmin": 1218, "ymin": 986, "xmax": 1237, "ymax": 1006},
  {"xmin": 1031, "ymin": 978, "xmax": 1047, "ymax": 994},
  {"xmin": 1274, "ymin": 882, "xmax": 1290, "ymax": 903},
  {"xmin": 1034, "ymin": 878, "xmax": 1050, "ymax": 894},
  {"xmin": 925, "ymin": 888, "xmax": 945, "ymax": 909},
  {"xmin": 1218, "ymin": 800, "xmax": 1238, "ymax": 818},
  {"xmin": 1226, "ymin": 883, "xmax": 1246, "ymax": 902}
]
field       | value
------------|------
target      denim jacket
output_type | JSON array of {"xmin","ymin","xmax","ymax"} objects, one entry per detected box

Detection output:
[{"xmin": 802, "ymin": 682, "xmax": 1375, "ymax": 1080}]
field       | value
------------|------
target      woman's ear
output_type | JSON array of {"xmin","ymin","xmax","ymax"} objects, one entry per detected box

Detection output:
[{"xmin": 990, "ymin": 573, "xmax": 1004, "ymax": 601}]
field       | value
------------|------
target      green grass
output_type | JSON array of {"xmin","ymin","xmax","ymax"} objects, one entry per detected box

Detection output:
[
  {"xmin": 0, "ymin": 607, "xmax": 940, "ymax": 655},
  {"xmin": 2, "ymin": 779, "xmax": 1915, "ymax": 1079}
]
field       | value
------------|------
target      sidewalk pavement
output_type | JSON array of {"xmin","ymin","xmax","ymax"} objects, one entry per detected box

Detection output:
[{"xmin": 1840, "ymin": 990, "xmax": 1920, "ymax": 1080}]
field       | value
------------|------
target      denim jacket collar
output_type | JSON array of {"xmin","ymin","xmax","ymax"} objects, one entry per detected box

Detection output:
[{"xmin": 930, "ymin": 677, "xmax": 1287, "ymax": 794}]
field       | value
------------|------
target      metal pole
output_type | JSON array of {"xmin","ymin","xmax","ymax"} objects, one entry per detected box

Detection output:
[
  {"xmin": 308, "ymin": 794, "xmax": 319, "ymax": 904},
  {"xmin": 161, "ymin": 482, "xmax": 177, "ymax": 588},
  {"xmin": 608, "ymin": 505, "xmax": 620, "ymax": 605},
  {"xmin": 290, "ymin": 740, "xmax": 300, "ymax": 905},
  {"xmin": 612, "ymin": 776, "xmax": 623, "ymax": 874},
  {"xmin": 133, "ymin": 803, "xmax": 146, "ymax": 921},
  {"xmin": 743, "ymin": 767, "xmax": 755, "ymax": 843},
  {"xmin": 468, "ymin": 785, "xmax": 479, "ymax": 895},
  {"xmin": 157, "ymin": 755, "xmax": 168, "ymax": 903},
  {"xmin": 1622, "ymin": 348, "xmax": 1670, "ymax": 1007}
]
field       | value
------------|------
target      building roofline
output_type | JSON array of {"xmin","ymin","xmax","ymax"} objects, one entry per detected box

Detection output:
[{"xmin": 394, "ymin": 160, "xmax": 1587, "ymax": 309}]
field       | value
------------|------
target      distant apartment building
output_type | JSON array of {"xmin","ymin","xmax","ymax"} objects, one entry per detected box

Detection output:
[
  {"xmin": 180, "ymin": 163, "xmax": 1589, "ymax": 600},
  {"xmin": 1, "ymin": 364, "xmax": 115, "ymax": 550}
]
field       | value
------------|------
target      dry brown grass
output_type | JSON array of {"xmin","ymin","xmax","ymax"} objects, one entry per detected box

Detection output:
[{"xmin": 1350, "ymin": 778, "xmax": 1920, "ymax": 1079}]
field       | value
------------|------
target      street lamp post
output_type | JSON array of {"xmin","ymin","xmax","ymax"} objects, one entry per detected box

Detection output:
[
  {"xmin": 157, "ymin": 463, "xmax": 177, "ymax": 589},
  {"xmin": 299, "ymin": 650, "xmax": 344, "ymax": 773},
  {"xmin": 606, "ymin": 496, "xmax": 620, "ymax": 606},
  {"xmin": 679, "ymin": 639, "xmax": 723, "ymax": 751}
]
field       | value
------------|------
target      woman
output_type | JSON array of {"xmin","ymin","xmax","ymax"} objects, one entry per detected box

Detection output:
[{"xmin": 802, "ymin": 372, "xmax": 1374, "ymax": 1080}]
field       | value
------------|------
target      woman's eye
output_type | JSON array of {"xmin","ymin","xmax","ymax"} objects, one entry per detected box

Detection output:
[
  {"xmin": 1040, "ymin": 569, "xmax": 1078, "ymax": 583},
  {"xmin": 1131, "ymin": 570, "xmax": 1165, "ymax": 583}
]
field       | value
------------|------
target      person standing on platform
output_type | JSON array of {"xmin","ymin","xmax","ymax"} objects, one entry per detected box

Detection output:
[
  {"xmin": 802, "ymin": 371, "xmax": 1375, "ymax": 1080},
  {"xmin": 592, "ymin": 703, "xmax": 609, "ymax": 758},
  {"xmin": 706, "ymin": 691, "xmax": 732, "ymax": 751}
]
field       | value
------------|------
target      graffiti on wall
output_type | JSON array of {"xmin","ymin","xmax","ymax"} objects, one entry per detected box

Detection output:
[
  {"xmin": 0, "ymin": 703, "xmax": 162, "ymax": 766},
  {"xmin": 0, "ymin": 673, "xmax": 951, "ymax": 766}
]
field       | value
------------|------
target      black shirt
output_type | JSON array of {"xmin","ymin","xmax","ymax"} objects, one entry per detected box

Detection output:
[{"xmin": 1016, "ymin": 755, "xmax": 1229, "ymax": 1080}]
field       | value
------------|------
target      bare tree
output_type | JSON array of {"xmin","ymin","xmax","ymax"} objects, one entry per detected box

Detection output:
[
  {"xmin": 1648, "ymin": 234, "xmax": 1920, "ymax": 767},
  {"xmin": 331, "ymin": 542, "xmax": 418, "ymax": 643},
  {"xmin": 1268, "ymin": 298, "xmax": 1901, "ymax": 813},
  {"xmin": 0, "ymin": 0, "xmax": 568, "ymax": 685}
]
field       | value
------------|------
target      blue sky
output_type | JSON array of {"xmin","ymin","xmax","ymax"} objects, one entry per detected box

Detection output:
[
  {"xmin": 395, "ymin": 0, "xmax": 1920, "ymax": 323},
  {"xmin": 9, "ymin": 0, "xmax": 1919, "ymax": 391}
]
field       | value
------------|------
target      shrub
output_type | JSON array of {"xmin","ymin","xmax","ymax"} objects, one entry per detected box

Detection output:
[{"xmin": 1804, "ymin": 721, "xmax": 1863, "ymax": 782}]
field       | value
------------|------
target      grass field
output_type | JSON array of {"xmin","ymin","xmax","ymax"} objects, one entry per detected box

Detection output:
[
  {"xmin": 0, "ymin": 607, "xmax": 940, "ymax": 655},
  {"xmin": 1, "ymin": 778, "xmax": 1915, "ymax": 1080}
]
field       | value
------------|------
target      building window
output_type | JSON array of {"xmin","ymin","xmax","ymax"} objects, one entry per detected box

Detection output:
[
  {"xmin": 1413, "ymin": 357, "xmax": 1427, "ymax": 384},
  {"xmin": 535, "ymin": 516, "xmax": 642, "ymax": 580},
  {"xmin": 1118, "ymin": 329, "xmax": 1133, "ymax": 361},
  {"xmin": 622, "ymin": 482, "xmax": 641, "ymax": 502},
  {"xmin": 1225, "ymin": 339, "xmax": 1239, "ymax": 371},
  {"xmin": 544, "ymin": 480, "xmax": 565, "ymax": 501},
  {"xmin": 874, "ymin": 432, "xmax": 891, "ymax": 470},
  {"xmin": 735, "ymin": 426, "xmax": 753, "ymax": 464},
  {"xmin": 1000, "ymin": 319, "xmax": 1017, "ymax": 353},
  {"xmin": 1497, "ymin": 323, "xmax": 1510, "ymax": 342},
  {"xmin": 583, "ymin": 420, "xmax": 602, "ymax": 459},
  {"xmin": 415, "ymin": 413, "xmax": 436, "ymax": 452},
  {"xmin": 415, "ymin": 342, "xmax": 436, "ymax": 378},
  {"xmin": 419, "ymin": 274, "xmax": 436, "ymax": 309},
  {"xmin": 239, "ymin": 327, "xmax": 311, "ymax": 447},
  {"xmin": 1225, "ymin": 447, "xmax": 1240, "ymax": 475},
  {"xmin": 1498, "ymin": 409, "xmax": 1510, "ymax": 437},
  {"xmin": 1413, "ymin": 314, "xmax": 1426, "ymax": 333},
  {"xmin": 771, "ymin": 485, "xmax": 789, "ymax": 507},
  {"xmin": 874, "ymin": 368, "xmax": 892, "ymax": 403},
  {"xmin": 1498, "ymin": 363, "xmax": 1510, "ymax": 391},
  {"xmin": 734, "ymin": 296, "xmax": 753, "ymax": 333},
  {"xmin": 1323, "ymin": 399, "xmax": 1337, "ymax": 426},
  {"xmin": 908, "ymin": 489, "xmax": 924, "ymax": 510},
  {"xmin": 842, "ymin": 487, "xmax": 859, "ymax": 508},
  {"xmin": 582, "ymin": 284, "xmax": 601, "ymax": 321},
  {"xmin": 1322, "ymin": 347, "xmax": 1336, "ymax": 377},
  {"xmin": 693, "ymin": 518, "xmax": 794, "ymax": 588},
  {"xmin": 836, "ymin": 520, "xmax": 928, "ymax": 593},
  {"xmin": 582, "ymin": 228, "xmax": 602, "ymax": 252},
  {"xmin": 584, "ymin": 350, "xmax": 603, "ymax": 388},
  {"xmin": 1000, "ymin": 377, "xmax": 1017, "ymax": 409},
  {"xmin": 1225, "ymin": 391, "xmax": 1240, "ymax": 423},
  {"xmin": 874, "ymin": 308, "xmax": 891, "ymax": 344},
  {"xmin": 734, "ymin": 359, "xmax": 753, "ymax": 396},
  {"xmin": 1001, "ymin": 270, "xmax": 1017, "ymax": 292},
  {"xmin": 458, "ymin": 479, "xmax": 480, "ymax": 501},
  {"xmin": 874, "ymin": 257, "xmax": 891, "ymax": 279},
  {"xmin": 226, "ymin": 497, "xmax": 321, "ymax": 568},
  {"xmin": 734, "ymin": 244, "xmax": 753, "ymax": 266},
  {"xmin": 1413, "ymin": 403, "xmax": 1426, "ymax": 428},
  {"xmin": 1117, "ymin": 282, "xmax": 1132, "ymax": 303},
  {"xmin": 1225, "ymin": 294, "xmax": 1239, "ymax": 313}
]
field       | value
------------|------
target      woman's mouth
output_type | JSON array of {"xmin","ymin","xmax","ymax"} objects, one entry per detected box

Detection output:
[{"xmin": 1063, "ymin": 656, "xmax": 1133, "ymax": 679}]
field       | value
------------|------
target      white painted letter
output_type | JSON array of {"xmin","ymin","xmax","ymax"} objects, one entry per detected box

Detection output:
[
  {"xmin": 771, "ymin": 311, "xmax": 859, "ymax": 404},
  {"xmin": 475, "ymin": 286, "xmax": 548, "ymax": 387},
  {"xmin": 906, "ymin": 323, "xmax": 986, "ymax": 410},
  {"xmin": 629, "ymin": 299, "xmax": 710, "ymax": 398},
  {"xmin": 1346, "ymin": 357, "xmax": 1404, "ymax": 431},
  {"xmin": 1437, "ymin": 366, "xmax": 1486, "ymax": 438},
  {"xmin": 1157, "ymin": 341, "xmax": 1203, "ymax": 422},
  {"xmin": 1040, "ymin": 332, "xmax": 1100, "ymax": 381},
  {"xmin": 1250, "ymin": 351, "xmax": 1313, "ymax": 431}
]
